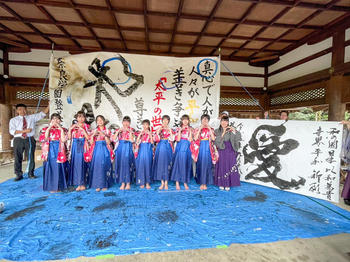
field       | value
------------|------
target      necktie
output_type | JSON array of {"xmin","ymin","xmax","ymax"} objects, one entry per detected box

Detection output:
[{"xmin": 22, "ymin": 116, "xmax": 27, "ymax": 138}]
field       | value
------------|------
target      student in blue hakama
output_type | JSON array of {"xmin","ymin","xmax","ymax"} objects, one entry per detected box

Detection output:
[
  {"xmin": 153, "ymin": 115, "xmax": 175, "ymax": 190},
  {"xmin": 192, "ymin": 114, "xmax": 218, "ymax": 190},
  {"xmin": 67, "ymin": 111, "xmax": 91, "ymax": 191},
  {"xmin": 39, "ymin": 113, "xmax": 68, "ymax": 193},
  {"xmin": 88, "ymin": 115, "xmax": 114, "ymax": 192},
  {"xmin": 170, "ymin": 114, "xmax": 194, "ymax": 190},
  {"xmin": 112, "ymin": 116, "xmax": 136, "ymax": 190},
  {"xmin": 135, "ymin": 119, "xmax": 153, "ymax": 189}
]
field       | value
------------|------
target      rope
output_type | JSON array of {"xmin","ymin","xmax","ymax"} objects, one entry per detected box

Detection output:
[
  {"xmin": 220, "ymin": 61, "xmax": 264, "ymax": 111},
  {"xmin": 35, "ymin": 43, "xmax": 54, "ymax": 113}
]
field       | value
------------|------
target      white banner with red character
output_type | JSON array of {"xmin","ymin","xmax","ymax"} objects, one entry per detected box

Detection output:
[{"xmin": 49, "ymin": 52, "xmax": 220, "ymax": 131}]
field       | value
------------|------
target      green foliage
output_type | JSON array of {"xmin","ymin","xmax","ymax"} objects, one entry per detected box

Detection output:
[{"xmin": 288, "ymin": 107, "xmax": 331, "ymax": 121}]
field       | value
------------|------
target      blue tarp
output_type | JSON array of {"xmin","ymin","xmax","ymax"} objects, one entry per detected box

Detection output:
[{"xmin": 0, "ymin": 166, "xmax": 349, "ymax": 261}]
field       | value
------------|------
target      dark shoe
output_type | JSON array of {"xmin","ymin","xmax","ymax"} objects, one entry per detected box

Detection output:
[
  {"xmin": 28, "ymin": 175, "xmax": 37, "ymax": 179},
  {"xmin": 14, "ymin": 176, "xmax": 23, "ymax": 181},
  {"xmin": 344, "ymin": 199, "xmax": 350, "ymax": 206}
]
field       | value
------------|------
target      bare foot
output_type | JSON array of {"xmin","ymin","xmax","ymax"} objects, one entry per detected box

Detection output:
[
  {"xmin": 200, "ymin": 185, "xmax": 204, "ymax": 190},
  {"xmin": 120, "ymin": 183, "xmax": 125, "ymax": 190},
  {"xmin": 125, "ymin": 183, "xmax": 131, "ymax": 190},
  {"xmin": 102, "ymin": 188, "xmax": 108, "ymax": 191},
  {"xmin": 50, "ymin": 190, "xmax": 57, "ymax": 193},
  {"xmin": 76, "ymin": 186, "xmax": 81, "ymax": 192},
  {"xmin": 219, "ymin": 186, "xmax": 224, "ymax": 190},
  {"xmin": 140, "ymin": 185, "xmax": 145, "ymax": 189},
  {"xmin": 176, "ymin": 182, "xmax": 180, "ymax": 190},
  {"xmin": 159, "ymin": 183, "xmax": 164, "ymax": 190},
  {"xmin": 203, "ymin": 185, "xmax": 207, "ymax": 190},
  {"xmin": 184, "ymin": 183, "xmax": 189, "ymax": 190},
  {"xmin": 164, "ymin": 183, "xmax": 168, "ymax": 190},
  {"xmin": 96, "ymin": 188, "xmax": 101, "ymax": 192},
  {"xmin": 80, "ymin": 186, "xmax": 86, "ymax": 191},
  {"xmin": 146, "ymin": 184, "xmax": 151, "ymax": 190}
]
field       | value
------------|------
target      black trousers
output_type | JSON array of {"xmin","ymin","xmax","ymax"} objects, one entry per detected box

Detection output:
[{"xmin": 13, "ymin": 137, "xmax": 36, "ymax": 177}]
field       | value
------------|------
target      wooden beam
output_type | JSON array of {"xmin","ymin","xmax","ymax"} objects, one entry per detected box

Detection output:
[
  {"xmin": 3, "ymin": 46, "xmax": 8, "ymax": 76},
  {"xmin": 282, "ymin": 12, "xmax": 350, "ymax": 55},
  {"xmin": 189, "ymin": 0, "xmax": 223, "ymax": 54},
  {"xmin": 270, "ymin": 80, "xmax": 327, "ymax": 97},
  {"xmin": 0, "ymin": 35, "xmax": 28, "ymax": 48},
  {"xmin": 269, "ymin": 98, "xmax": 326, "ymax": 110},
  {"xmin": 105, "ymin": 0, "xmax": 127, "ymax": 51},
  {"xmin": 268, "ymin": 68, "xmax": 331, "ymax": 92},
  {"xmin": 143, "ymin": 0, "xmax": 150, "ymax": 52},
  {"xmin": 0, "ymin": 0, "xmax": 324, "ymax": 29},
  {"xmin": 71, "ymin": 3, "xmax": 104, "ymax": 49},
  {"xmin": 220, "ymin": 85, "xmax": 263, "ymax": 94},
  {"xmin": 229, "ymin": 3, "xmax": 295, "ymax": 58},
  {"xmin": 33, "ymin": 3, "xmax": 82, "ymax": 49},
  {"xmin": 210, "ymin": 2, "xmax": 257, "ymax": 56},
  {"xmin": 234, "ymin": 0, "xmax": 350, "ymax": 12},
  {"xmin": 0, "ymin": 16, "xmax": 304, "ymax": 43},
  {"xmin": 268, "ymin": 47, "xmax": 332, "ymax": 77},
  {"xmin": 0, "ymin": 2, "xmax": 53, "ymax": 45},
  {"xmin": 168, "ymin": 0, "xmax": 184, "ymax": 53}
]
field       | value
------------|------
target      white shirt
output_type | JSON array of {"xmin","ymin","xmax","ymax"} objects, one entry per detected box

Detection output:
[{"xmin": 9, "ymin": 112, "xmax": 47, "ymax": 138}]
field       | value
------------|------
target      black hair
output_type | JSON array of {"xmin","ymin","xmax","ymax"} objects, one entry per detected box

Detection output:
[
  {"xmin": 95, "ymin": 115, "xmax": 105, "ymax": 123},
  {"xmin": 180, "ymin": 114, "xmax": 190, "ymax": 127},
  {"xmin": 16, "ymin": 104, "xmax": 27, "ymax": 109},
  {"xmin": 142, "ymin": 119, "xmax": 151, "ymax": 130},
  {"xmin": 75, "ymin": 110, "xmax": 86, "ymax": 119},
  {"xmin": 123, "ymin": 116, "xmax": 131, "ymax": 123},
  {"xmin": 162, "ymin": 115, "xmax": 170, "ymax": 122},
  {"xmin": 201, "ymin": 114, "xmax": 210, "ymax": 122},
  {"xmin": 280, "ymin": 110, "xmax": 289, "ymax": 116},
  {"xmin": 219, "ymin": 116, "xmax": 230, "ymax": 133},
  {"xmin": 50, "ymin": 113, "xmax": 62, "ymax": 121}
]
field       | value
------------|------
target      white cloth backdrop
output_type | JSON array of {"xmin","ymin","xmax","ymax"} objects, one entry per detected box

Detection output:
[
  {"xmin": 49, "ymin": 52, "xmax": 220, "ymax": 130},
  {"xmin": 230, "ymin": 118, "xmax": 342, "ymax": 202}
]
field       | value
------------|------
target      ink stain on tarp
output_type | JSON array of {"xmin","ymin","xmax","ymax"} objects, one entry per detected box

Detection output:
[
  {"xmin": 48, "ymin": 242, "xmax": 72, "ymax": 260},
  {"xmin": 75, "ymin": 195, "xmax": 82, "ymax": 201},
  {"xmin": 243, "ymin": 191, "xmax": 267, "ymax": 202},
  {"xmin": 5, "ymin": 205, "xmax": 45, "ymax": 221},
  {"xmin": 104, "ymin": 192, "xmax": 116, "ymax": 197},
  {"xmin": 93, "ymin": 200, "xmax": 125, "ymax": 212},
  {"xmin": 277, "ymin": 201, "xmax": 324, "ymax": 223},
  {"xmin": 88, "ymin": 233, "xmax": 117, "ymax": 249},
  {"xmin": 75, "ymin": 206, "xmax": 84, "ymax": 211},
  {"xmin": 154, "ymin": 210, "xmax": 179, "ymax": 223},
  {"xmin": 31, "ymin": 196, "xmax": 48, "ymax": 205}
]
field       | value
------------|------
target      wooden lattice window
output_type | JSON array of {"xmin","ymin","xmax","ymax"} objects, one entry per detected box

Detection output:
[
  {"xmin": 16, "ymin": 91, "xmax": 49, "ymax": 100},
  {"xmin": 270, "ymin": 88, "xmax": 325, "ymax": 106},
  {"xmin": 220, "ymin": 97, "xmax": 259, "ymax": 106}
]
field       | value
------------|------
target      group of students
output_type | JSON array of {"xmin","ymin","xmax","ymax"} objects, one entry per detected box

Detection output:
[{"xmin": 40, "ymin": 111, "xmax": 242, "ymax": 193}]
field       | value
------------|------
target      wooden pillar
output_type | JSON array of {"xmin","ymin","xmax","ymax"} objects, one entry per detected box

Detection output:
[
  {"xmin": 327, "ymin": 30, "xmax": 345, "ymax": 121},
  {"xmin": 1, "ymin": 46, "xmax": 12, "ymax": 151},
  {"xmin": 0, "ymin": 102, "xmax": 12, "ymax": 150},
  {"xmin": 259, "ymin": 66, "xmax": 270, "ymax": 118}
]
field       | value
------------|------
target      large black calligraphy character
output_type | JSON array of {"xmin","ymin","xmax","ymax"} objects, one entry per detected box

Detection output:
[
  {"xmin": 83, "ymin": 55, "xmax": 144, "ymax": 120},
  {"xmin": 243, "ymin": 124, "xmax": 305, "ymax": 190}
]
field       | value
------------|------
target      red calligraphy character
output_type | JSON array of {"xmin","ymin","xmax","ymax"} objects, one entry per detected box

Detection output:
[{"xmin": 153, "ymin": 92, "xmax": 165, "ymax": 105}]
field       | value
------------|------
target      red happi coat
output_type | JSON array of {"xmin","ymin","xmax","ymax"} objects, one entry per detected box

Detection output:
[
  {"xmin": 39, "ymin": 126, "xmax": 68, "ymax": 163},
  {"xmin": 67, "ymin": 123, "xmax": 91, "ymax": 162},
  {"xmin": 191, "ymin": 127, "xmax": 219, "ymax": 164},
  {"xmin": 111, "ymin": 127, "xmax": 136, "ymax": 149},
  {"xmin": 153, "ymin": 127, "xmax": 176, "ymax": 152},
  {"xmin": 86, "ymin": 126, "xmax": 114, "ymax": 162},
  {"xmin": 134, "ymin": 131, "xmax": 153, "ymax": 158}
]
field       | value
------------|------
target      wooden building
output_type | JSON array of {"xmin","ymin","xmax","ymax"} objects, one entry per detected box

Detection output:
[{"xmin": 0, "ymin": 0, "xmax": 350, "ymax": 154}]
